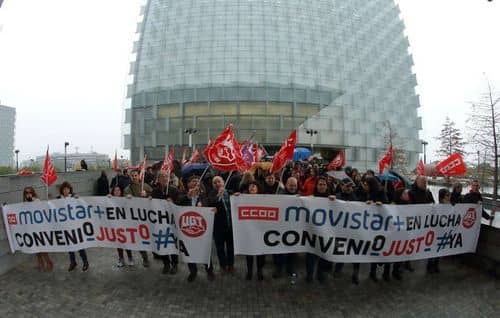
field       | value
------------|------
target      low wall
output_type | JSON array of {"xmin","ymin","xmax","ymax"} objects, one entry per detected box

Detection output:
[{"xmin": 0, "ymin": 170, "xmax": 112, "ymax": 275}]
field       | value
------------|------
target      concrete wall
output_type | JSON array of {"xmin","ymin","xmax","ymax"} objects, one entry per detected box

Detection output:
[{"xmin": 0, "ymin": 170, "xmax": 112, "ymax": 275}]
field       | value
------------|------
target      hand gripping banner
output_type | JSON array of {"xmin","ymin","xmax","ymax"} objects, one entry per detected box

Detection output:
[
  {"xmin": 2, "ymin": 197, "xmax": 215, "ymax": 264},
  {"xmin": 231, "ymin": 195, "xmax": 481, "ymax": 263}
]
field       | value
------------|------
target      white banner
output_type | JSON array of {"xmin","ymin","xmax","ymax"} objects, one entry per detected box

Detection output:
[
  {"xmin": 2, "ymin": 197, "xmax": 215, "ymax": 264},
  {"xmin": 231, "ymin": 195, "xmax": 482, "ymax": 262}
]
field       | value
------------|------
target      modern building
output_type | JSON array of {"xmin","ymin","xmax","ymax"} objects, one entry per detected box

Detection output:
[
  {"xmin": 125, "ymin": 0, "xmax": 422, "ymax": 170},
  {"xmin": 0, "ymin": 104, "xmax": 16, "ymax": 167}
]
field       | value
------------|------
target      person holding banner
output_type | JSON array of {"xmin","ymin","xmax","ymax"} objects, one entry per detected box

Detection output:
[
  {"xmin": 426, "ymin": 188, "xmax": 451, "ymax": 274},
  {"xmin": 22, "ymin": 186, "xmax": 54, "ymax": 272},
  {"xmin": 242, "ymin": 181, "xmax": 266, "ymax": 281},
  {"xmin": 463, "ymin": 180, "xmax": 495, "ymax": 221},
  {"xmin": 364, "ymin": 177, "xmax": 391, "ymax": 282},
  {"xmin": 109, "ymin": 185, "xmax": 135, "ymax": 267},
  {"xmin": 151, "ymin": 170, "xmax": 185, "ymax": 275},
  {"xmin": 274, "ymin": 177, "xmax": 300, "ymax": 282},
  {"xmin": 208, "ymin": 176, "xmax": 235, "ymax": 274},
  {"xmin": 124, "ymin": 169, "xmax": 153, "ymax": 268},
  {"xmin": 58, "ymin": 182, "xmax": 90, "ymax": 272},
  {"xmin": 261, "ymin": 172, "xmax": 280, "ymax": 194},
  {"xmin": 306, "ymin": 176, "xmax": 336, "ymax": 283}
]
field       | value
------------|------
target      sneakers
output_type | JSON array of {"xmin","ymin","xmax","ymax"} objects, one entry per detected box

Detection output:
[
  {"xmin": 116, "ymin": 259, "xmax": 125, "ymax": 268},
  {"xmin": 82, "ymin": 262, "xmax": 89, "ymax": 272},
  {"xmin": 68, "ymin": 262, "xmax": 77, "ymax": 272}
]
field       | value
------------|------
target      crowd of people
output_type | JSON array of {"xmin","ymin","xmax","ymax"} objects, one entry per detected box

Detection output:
[{"xmin": 24, "ymin": 160, "xmax": 494, "ymax": 285}]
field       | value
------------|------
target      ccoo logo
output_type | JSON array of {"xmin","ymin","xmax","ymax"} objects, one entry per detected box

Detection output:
[
  {"xmin": 179, "ymin": 211, "xmax": 207, "ymax": 238},
  {"xmin": 462, "ymin": 208, "xmax": 476, "ymax": 229}
]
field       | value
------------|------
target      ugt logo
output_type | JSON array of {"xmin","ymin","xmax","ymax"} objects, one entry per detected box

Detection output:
[
  {"xmin": 179, "ymin": 211, "xmax": 207, "ymax": 238},
  {"xmin": 462, "ymin": 208, "xmax": 476, "ymax": 229},
  {"xmin": 7, "ymin": 213, "xmax": 17, "ymax": 225},
  {"xmin": 238, "ymin": 206, "xmax": 279, "ymax": 221}
]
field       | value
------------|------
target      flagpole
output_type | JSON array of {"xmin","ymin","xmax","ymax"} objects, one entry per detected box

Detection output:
[
  {"xmin": 275, "ymin": 165, "xmax": 286, "ymax": 194},
  {"xmin": 224, "ymin": 171, "xmax": 233, "ymax": 190},
  {"xmin": 199, "ymin": 166, "xmax": 210, "ymax": 183},
  {"xmin": 166, "ymin": 169, "xmax": 170, "ymax": 196}
]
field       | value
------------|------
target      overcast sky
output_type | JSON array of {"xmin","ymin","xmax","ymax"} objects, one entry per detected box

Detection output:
[{"xmin": 0, "ymin": 0, "xmax": 499, "ymax": 164}]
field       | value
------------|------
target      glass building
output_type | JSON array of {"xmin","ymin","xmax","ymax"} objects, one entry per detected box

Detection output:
[
  {"xmin": 0, "ymin": 104, "xmax": 15, "ymax": 167},
  {"xmin": 124, "ymin": 0, "xmax": 421, "ymax": 170}
]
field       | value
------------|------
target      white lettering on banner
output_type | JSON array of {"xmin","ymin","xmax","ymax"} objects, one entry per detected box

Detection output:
[
  {"xmin": 439, "ymin": 158, "xmax": 461, "ymax": 174},
  {"xmin": 2, "ymin": 197, "xmax": 215, "ymax": 264},
  {"xmin": 230, "ymin": 194, "xmax": 481, "ymax": 263}
]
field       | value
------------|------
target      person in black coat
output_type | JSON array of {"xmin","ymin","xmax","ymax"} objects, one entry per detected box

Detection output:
[
  {"xmin": 450, "ymin": 182, "xmax": 463, "ymax": 206},
  {"xmin": 208, "ymin": 175, "xmax": 235, "ymax": 273},
  {"xmin": 179, "ymin": 175, "xmax": 215, "ymax": 282},
  {"xmin": 261, "ymin": 172, "xmax": 280, "ymax": 194},
  {"xmin": 151, "ymin": 170, "xmax": 185, "ymax": 275},
  {"xmin": 408, "ymin": 176, "xmax": 435, "ymax": 204},
  {"xmin": 463, "ymin": 179, "xmax": 495, "ymax": 221},
  {"xmin": 96, "ymin": 170, "xmax": 109, "ymax": 196}
]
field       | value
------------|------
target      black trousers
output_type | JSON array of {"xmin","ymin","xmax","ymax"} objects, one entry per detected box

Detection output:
[
  {"xmin": 246, "ymin": 255, "xmax": 265, "ymax": 274},
  {"xmin": 214, "ymin": 228, "xmax": 234, "ymax": 268},
  {"xmin": 274, "ymin": 253, "xmax": 296, "ymax": 275}
]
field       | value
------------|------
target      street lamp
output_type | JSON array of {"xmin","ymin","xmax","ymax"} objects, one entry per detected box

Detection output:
[
  {"xmin": 184, "ymin": 128, "xmax": 198, "ymax": 151},
  {"xmin": 14, "ymin": 149, "xmax": 19, "ymax": 171},
  {"xmin": 306, "ymin": 129, "xmax": 318, "ymax": 152},
  {"xmin": 421, "ymin": 140, "xmax": 428, "ymax": 164},
  {"xmin": 64, "ymin": 141, "xmax": 70, "ymax": 172}
]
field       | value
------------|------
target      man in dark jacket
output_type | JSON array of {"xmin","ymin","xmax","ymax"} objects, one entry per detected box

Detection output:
[
  {"xmin": 409, "ymin": 176, "xmax": 435, "ymax": 204},
  {"xmin": 463, "ymin": 179, "xmax": 495, "ymax": 221},
  {"xmin": 208, "ymin": 176, "xmax": 235, "ymax": 274},
  {"xmin": 261, "ymin": 172, "xmax": 280, "ymax": 194},
  {"xmin": 151, "ymin": 170, "xmax": 185, "ymax": 275}
]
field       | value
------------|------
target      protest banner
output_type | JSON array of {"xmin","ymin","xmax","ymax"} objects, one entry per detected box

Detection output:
[
  {"xmin": 231, "ymin": 195, "xmax": 481, "ymax": 262},
  {"xmin": 2, "ymin": 197, "xmax": 214, "ymax": 264}
]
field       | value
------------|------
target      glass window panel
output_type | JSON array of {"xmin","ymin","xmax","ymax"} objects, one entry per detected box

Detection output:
[
  {"xmin": 210, "ymin": 102, "xmax": 237, "ymax": 115},
  {"xmin": 196, "ymin": 116, "xmax": 224, "ymax": 129},
  {"xmin": 267, "ymin": 102, "xmax": 292, "ymax": 116},
  {"xmin": 169, "ymin": 118, "xmax": 183, "ymax": 130},
  {"xmin": 157, "ymin": 103, "xmax": 180, "ymax": 118},
  {"xmin": 253, "ymin": 115, "xmax": 280, "ymax": 129},
  {"xmin": 184, "ymin": 102, "xmax": 209, "ymax": 116},
  {"xmin": 239, "ymin": 102, "xmax": 265, "ymax": 115},
  {"xmin": 296, "ymin": 103, "xmax": 319, "ymax": 117}
]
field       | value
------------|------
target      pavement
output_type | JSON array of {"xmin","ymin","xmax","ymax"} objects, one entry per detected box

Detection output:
[{"xmin": 0, "ymin": 249, "xmax": 499, "ymax": 318}]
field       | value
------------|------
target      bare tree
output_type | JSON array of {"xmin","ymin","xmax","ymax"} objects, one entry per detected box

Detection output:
[
  {"xmin": 383, "ymin": 121, "xmax": 409, "ymax": 175},
  {"xmin": 466, "ymin": 81, "xmax": 500, "ymax": 199},
  {"xmin": 435, "ymin": 116, "xmax": 466, "ymax": 159}
]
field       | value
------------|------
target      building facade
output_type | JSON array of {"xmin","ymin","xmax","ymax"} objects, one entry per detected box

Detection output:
[
  {"xmin": 125, "ymin": 0, "xmax": 422, "ymax": 170},
  {"xmin": 0, "ymin": 104, "xmax": 16, "ymax": 167}
]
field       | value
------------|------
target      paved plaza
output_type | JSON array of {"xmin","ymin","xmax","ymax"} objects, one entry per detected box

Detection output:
[{"xmin": 0, "ymin": 249, "xmax": 499, "ymax": 318}]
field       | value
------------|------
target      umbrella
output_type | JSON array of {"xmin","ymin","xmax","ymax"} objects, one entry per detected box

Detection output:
[
  {"xmin": 181, "ymin": 163, "xmax": 209, "ymax": 177},
  {"xmin": 377, "ymin": 172, "xmax": 400, "ymax": 182},
  {"xmin": 293, "ymin": 147, "xmax": 312, "ymax": 161}
]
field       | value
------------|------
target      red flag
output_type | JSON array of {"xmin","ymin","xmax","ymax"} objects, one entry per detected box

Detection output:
[
  {"xmin": 378, "ymin": 144, "xmax": 393, "ymax": 174},
  {"xmin": 204, "ymin": 125, "xmax": 247, "ymax": 172},
  {"xmin": 417, "ymin": 159, "xmax": 425, "ymax": 176},
  {"xmin": 327, "ymin": 151, "xmax": 345, "ymax": 170},
  {"xmin": 113, "ymin": 150, "xmax": 119, "ymax": 172},
  {"xmin": 41, "ymin": 147, "xmax": 57, "ymax": 187},
  {"xmin": 138, "ymin": 155, "xmax": 147, "ymax": 181},
  {"xmin": 181, "ymin": 147, "xmax": 188, "ymax": 165},
  {"xmin": 161, "ymin": 149, "xmax": 175, "ymax": 172},
  {"xmin": 188, "ymin": 148, "xmax": 200, "ymax": 164},
  {"xmin": 270, "ymin": 130, "xmax": 296, "ymax": 173},
  {"xmin": 435, "ymin": 153, "xmax": 466, "ymax": 176}
]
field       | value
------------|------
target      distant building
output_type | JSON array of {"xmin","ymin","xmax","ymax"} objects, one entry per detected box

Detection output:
[
  {"xmin": 35, "ymin": 152, "xmax": 110, "ymax": 171},
  {"xmin": 0, "ymin": 104, "xmax": 16, "ymax": 167}
]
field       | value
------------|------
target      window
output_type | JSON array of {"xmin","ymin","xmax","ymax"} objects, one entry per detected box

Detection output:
[
  {"xmin": 184, "ymin": 102, "xmax": 209, "ymax": 116},
  {"xmin": 267, "ymin": 102, "xmax": 292, "ymax": 116},
  {"xmin": 157, "ymin": 104, "xmax": 180, "ymax": 118},
  {"xmin": 210, "ymin": 102, "xmax": 237, "ymax": 115}
]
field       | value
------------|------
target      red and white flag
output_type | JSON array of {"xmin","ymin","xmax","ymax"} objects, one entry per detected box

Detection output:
[
  {"xmin": 327, "ymin": 151, "xmax": 345, "ymax": 170},
  {"xmin": 435, "ymin": 153, "xmax": 466, "ymax": 176},
  {"xmin": 204, "ymin": 125, "xmax": 247, "ymax": 172},
  {"xmin": 113, "ymin": 150, "xmax": 119, "ymax": 172},
  {"xmin": 181, "ymin": 147, "xmax": 188, "ymax": 166},
  {"xmin": 378, "ymin": 144, "xmax": 393, "ymax": 174},
  {"xmin": 187, "ymin": 148, "xmax": 200, "ymax": 164},
  {"xmin": 417, "ymin": 159, "xmax": 425, "ymax": 176},
  {"xmin": 41, "ymin": 147, "xmax": 57, "ymax": 187},
  {"xmin": 270, "ymin": 130, "xmax": 296, "ymax": 173},
  {"xmin": 161, "ymin": 148, "xmax": 175, "ymax": 172}
]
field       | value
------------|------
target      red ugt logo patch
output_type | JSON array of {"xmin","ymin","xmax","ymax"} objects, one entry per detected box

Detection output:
[{"xmin": 7, "ymin": 213, "xmax": 17, "ymax": 225}]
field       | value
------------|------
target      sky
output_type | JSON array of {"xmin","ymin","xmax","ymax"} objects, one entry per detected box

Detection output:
[{"xmin": 0, "ymin": 0, "xmax": 499, "ymax": 165}]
